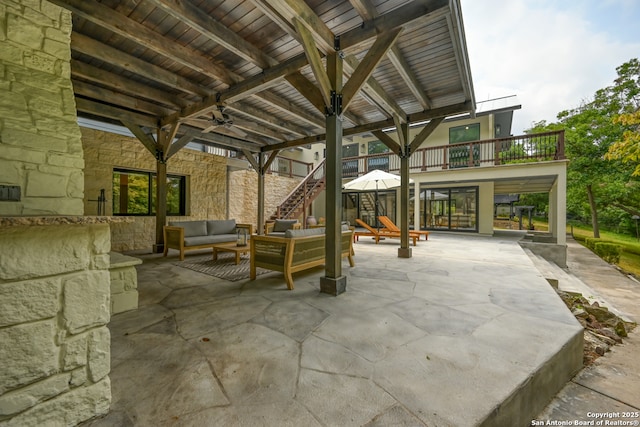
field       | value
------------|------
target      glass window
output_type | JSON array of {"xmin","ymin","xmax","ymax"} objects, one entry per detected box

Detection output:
[
  {"xmin": 420, "ymin": 186, "xmax": 477, "ymax": 231},
  {"xmin": 367, "ymin": 140, "xmax": 389, "ymax": 172},
  {"xmin": 342, "ymin": 143, "xmax": 359, "ymax": 177},
  {"xmin": 449, "ymin": 123, "xmax": 480, "ymax": 168},
  {"xmin": 113, "ymin": 169, "xmax": 186, "ymax": 216},
  {"xmin": 449, "ymin": 123, "xmax": 480, "ymax": 144}
]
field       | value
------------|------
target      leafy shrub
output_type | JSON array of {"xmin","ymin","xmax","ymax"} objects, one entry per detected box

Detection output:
[
  {"xmin": 585, "ymin": 237, "xmax": 600, "ymax": 250},
  {"xmin": 594, "ymin": 242, "xmax": 622, "ymax": 264}
]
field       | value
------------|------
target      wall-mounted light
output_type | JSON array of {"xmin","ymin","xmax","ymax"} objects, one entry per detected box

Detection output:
[
  {"xmin": 314, "ymin": 151, "xmax": 319, "ymax": 161},
  {"xmin": 360, "ymin": 143, "xmax": 366, "ymax": 154}
]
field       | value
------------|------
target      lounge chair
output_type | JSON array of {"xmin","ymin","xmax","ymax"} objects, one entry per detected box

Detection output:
[
  {"xmin": 354, "ymin": 219, "xmax": 418, "ymax": 246},
  {"xmin": 378, "ymin": 216, "xmax": 429, "ymax": 240}
]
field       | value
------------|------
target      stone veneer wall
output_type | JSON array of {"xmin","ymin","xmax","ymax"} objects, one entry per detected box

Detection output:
[
  {"xmin": 228, "ymin": 169, "xmax": 304, "ymax": 229},
  {"xmin": 0, "ymin": 0, "xmax": 84, "ymax": 216},
  {"xmin": 0, "ymin": 219, "xmax": 112, "ymax": 425},
  {"xmin": 81, "ymin": 127, "xmax": 229, "ymax": 251}
]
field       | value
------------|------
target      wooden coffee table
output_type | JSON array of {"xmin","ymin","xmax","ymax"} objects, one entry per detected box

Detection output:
[{"xmin": 211, "ymin": 241, "xmax": 250, "ymax": 265}]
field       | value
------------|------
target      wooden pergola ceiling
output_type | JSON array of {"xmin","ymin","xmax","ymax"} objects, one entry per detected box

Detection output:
[{"xmin": 51, "ymin": 0, "xmax": 475, "ymax": 155}]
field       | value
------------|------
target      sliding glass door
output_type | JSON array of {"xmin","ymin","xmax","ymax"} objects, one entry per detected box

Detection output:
[{"xmin": 418, "ymin": 186, "xmax": 478, "ymax": 231}]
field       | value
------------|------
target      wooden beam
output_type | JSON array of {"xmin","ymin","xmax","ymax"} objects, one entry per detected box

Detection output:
[
  {"xmin": 144, "ymin": 0, "xmax": 276, "ymax": 70},
  {"xmin": 342, "ymin": 28, "xmax": 402, "ymax": 111},
  {"xmin": 76, "ymin": 98, "xmax": 158, "ymax": 128},
  {"xmin": 372, "ymin": 130, "xmax": 401, "ymax": 156},
  {"xmin": 349, "ymin": 0, "xmax": 432, "ymax": 110},
  {"xmin": 179, "ymin": 126, "xmax": 262, "ymax": 152},
  {"xmin": 259, "ymin": 0, "xmax": 335, "ymax": 53},
  {"xmin": 293, "ymin": 18, "xmax": 332, "ymax": 109},
  {"xmin": 51, "ymin": 0, "xmax": 239, "ymax": 85},
  {"xmin": 257, "ymin": 86, "xmax": 324, "ymax": 129},
  {"xmin": 72, "ymin": 80, "xmax": 176, "ymax": 117},
  {"xmin": 121, "ymin": 120, "xmax": 158, "ymax": 157},
  {"xmin": 262, "ymin": 101, "xmax": 473, "ymax": 152},
  {"xmin": 71, "ymin": 33, "xmax": 209, "ymax": 98},
  {"xmin": 71, "ymin": 60, "xmax": 188, "ymax": 109},
  {"xmin": 409, "ymin": 117, "xmax": 444, "ymax": 154},
  {"xmin": 284, "ymin": 73, "xmax": 327, "ymax": 115},
  {"xmin": 343, "ymin": 54, "xmax": 405, "ymax": 121},
  {"xmin": 166, "ymin": 134, "xmax": 194, "ymax": 160},
  {"xmin": 340, "ymin": 0, "xmax": 450, "ymax": 50}
]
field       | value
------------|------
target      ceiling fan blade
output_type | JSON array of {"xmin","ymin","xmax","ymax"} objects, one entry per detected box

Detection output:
[
  {"xmin": 212, "ymin": 108, "xmax": 224, "ymax": 121},
  {"xmin": 227, "ymin": 125, "xmax": 247, "ymax": 137}
]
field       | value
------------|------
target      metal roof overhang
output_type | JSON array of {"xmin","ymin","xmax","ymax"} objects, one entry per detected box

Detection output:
[{"xmin": 49, "ymin": 0, "xmax": 476, "ymax": 156}]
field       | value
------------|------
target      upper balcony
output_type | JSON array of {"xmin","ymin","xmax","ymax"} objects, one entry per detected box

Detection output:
[{"xmin": 342, "ymin": 130, "xmax": 565, "ymax": 177}]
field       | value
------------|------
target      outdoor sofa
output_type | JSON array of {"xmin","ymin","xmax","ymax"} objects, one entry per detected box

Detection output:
[
  {"xmin": 250, "ymin": 226, "xmax": 354, "ymax": 290},
  {"xmin": 163, "ymin": 219, "xmax": 253, "ymax": 261},
  {"xmin": 264, "ymin": 219, "xmax": 301, "ymax": 236}
]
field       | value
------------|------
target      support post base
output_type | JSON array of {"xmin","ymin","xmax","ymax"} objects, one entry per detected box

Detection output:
[
  {"xmin": 320, "ymin": 275, "xmax": 347, "ymax": 296},
  {"xmin": 398, "ymin": 247, "xmax": 412, "ymax": 258}
]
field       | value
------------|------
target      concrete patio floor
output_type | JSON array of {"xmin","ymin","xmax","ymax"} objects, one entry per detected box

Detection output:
[{"xmin": 85, "ymin": 231, "xmax": 584, "ymax": 427}]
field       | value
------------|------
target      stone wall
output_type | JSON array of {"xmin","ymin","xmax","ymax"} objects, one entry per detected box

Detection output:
[
  {"xmin": 81, "ymin": 127, "xmax": 229, "ymax": 251},
  {"xmin": 82, "ymin": 128, "xmax": 302, "ymax": 251},
  {"xmin": 228, "ymin": 169, "xmax": 302, "ymax": 229},
  {"xmin": 0, "ymin": 220, "xmax": 112, "ymax": 425},
  {"xmin": 0, "ymin": 0, "xmax": 84, "ymax": 216}
]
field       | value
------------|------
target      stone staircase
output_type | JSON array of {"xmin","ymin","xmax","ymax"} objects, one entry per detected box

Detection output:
[{"xmin": 272, "ymin": 160, "xmax": 325, "ymax": 223}]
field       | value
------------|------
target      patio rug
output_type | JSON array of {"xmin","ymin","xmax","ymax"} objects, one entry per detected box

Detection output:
[{"xmin": 173, "ymin": 254, "xmax": 270, "ymax": 281}]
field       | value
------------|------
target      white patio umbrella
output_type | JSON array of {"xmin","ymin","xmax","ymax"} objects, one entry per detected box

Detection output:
[{"xmin": 343, "ymin": 169, "xmax": 414, "ymax": 230}]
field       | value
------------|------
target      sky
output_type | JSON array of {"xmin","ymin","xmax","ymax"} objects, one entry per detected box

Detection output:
[{"xmin": 459, "ymin": 0, "xmax": 640, "ymax": 135}]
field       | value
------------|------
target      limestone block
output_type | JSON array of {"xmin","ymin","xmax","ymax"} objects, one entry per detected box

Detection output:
[
  {"xmin": 63, "ymin": 271, "xmax": 110, "ymax": 334},
  {"xmin": 44, "ymin": 27, "xmax": 67, "ymax": 44},
  {"xmin": 21, "ymin": 197, "xmax": 83, "ymax": 216},
  {"xmin": 69, "ymin": 367, "xmax": 87, "ymax": 387},
  {"xmin": 93, "ymin": 253, "xmax": 111, "ymax": 271},
  {"xmin": 0, "ymin": 87, "xmax": 28, "ymax": 112},
  {"xmin": 0, "ymin": 43, "xmax": 23, "ymax": 65},
  {"xmin": 28, "ymin": 93, "xmax": 64, "ymax": 116},
  {"xmin": 67, "ymin": 169, "xmax": 84, "ymax": 198},
  {"xmin": 23, "ymin": 6, "xmax": 55, "ymax": 29},
  {"xmin": 0, "ymin": 277, "xmax": 60, "ymax": 327},
  {"xmin": 91, "ymin": 224, "xmax": 111, "ymax": 255},
  {"xmin": 23, "ymin": 51, "xmax": 56, "ymax": 75},
  {"xmin": 0, "ymin": 320, "xmax": 58, "ymax": 395},
  {"xmin": 43, "ymin": 37, "xmax": 69, "ymax": 60},
  {"xmin": 0, "ymin": 225, "xmax": 89, "ymax": 281},
  {"xmin": 36, "ymin": 115, "xmax": 82, "ymax": 139},
  {"xmin": 6, "ymin": 13, "xmax": 42, "ymax": 49},
  {"xmin": 47, "ymin": 152, "xmax": 84, "ymax": 169},
  {"xmin": 0, "ymin": 158, "xmax": 20, "ymax": 185},
  {"xmin": 41, "ymin": 2, "xmax": 63, "ymax": 23},
  {"xmin": 0, "ymin": 372, "xmax": 71, "ymax": 416},
  {"xmin": 87, "ymin": 327, "xmax": 110, "ymax": 382},
  {"xmin": 4, "ymin": 377, "xmax": 111, "ymax": 427},
  {"xmin": 62, "ymin": 333, "xmax": 87, "ymax": 371},
  {"xmin": 2, "ymin": 126, "xmax": 67, "ymax": 152},
  {"xmin": 25, "ymin": 170, "xmax": 67, "ymax": 197},
  {"xmin": 111, "ymin": 292, "xmax": 138, "ymax": 315}
]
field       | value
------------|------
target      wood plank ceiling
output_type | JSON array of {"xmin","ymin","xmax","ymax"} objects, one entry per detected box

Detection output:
[{"xmin": 50, "ymin": 0, "xmax": 476, "ymax": 155}]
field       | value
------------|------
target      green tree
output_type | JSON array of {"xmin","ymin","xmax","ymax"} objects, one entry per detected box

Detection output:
[{"xmin": 525, "ymin": 59, "xmax": 640, "ymax": 238}]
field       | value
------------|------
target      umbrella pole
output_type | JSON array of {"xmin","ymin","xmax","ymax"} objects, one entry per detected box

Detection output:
[{"xmin": 375, "ymin": 181, "xmax": 379, "ymax": 232}]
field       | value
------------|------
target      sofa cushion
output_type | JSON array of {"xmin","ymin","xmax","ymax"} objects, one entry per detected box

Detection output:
[
  {"xmin": 169, "ymin": 220, "xmax": 207, "ymax": 238},
  {"xmin": 183, "ymin": 234, "xmax": 237, "ymax": 247},
  {"xmin": 207, "ymin": 219, "xmax": 236, "ymax": 235},
  {"xmin": 285, "ymin": 227, "xmax": 325, "ymax": 238},
  {"xmin": 273, "ymin": 219, "xmax": 298, "ymax": 232}
]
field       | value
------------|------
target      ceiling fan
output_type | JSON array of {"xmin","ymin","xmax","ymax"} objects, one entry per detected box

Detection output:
[{"xmin": 203, "ymin": 106, "xmax": 247, "ymax": 137}]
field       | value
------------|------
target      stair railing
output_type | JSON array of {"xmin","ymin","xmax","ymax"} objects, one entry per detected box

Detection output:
[{"xmin": 275, "ymin": 160, "xmax": 325, "ymax": 222}]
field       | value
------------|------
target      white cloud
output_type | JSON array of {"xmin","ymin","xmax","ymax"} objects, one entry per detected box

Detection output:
[{"xmin": 460, "ymin": 0, "xmax": 640, "ymax": 134}]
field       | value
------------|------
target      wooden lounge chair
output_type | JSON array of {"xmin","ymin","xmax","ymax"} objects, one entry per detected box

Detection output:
[
  {"xmin": 354, "ymin": 219, "xmax": 418, "ymax": 246},
  {"xmin": 378, "ymin": 215, "xmax": 429, "ymax": 240}
]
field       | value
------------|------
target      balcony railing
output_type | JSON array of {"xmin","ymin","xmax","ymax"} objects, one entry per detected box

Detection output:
[{"xmin": 342, "ymin": 130, "xmax": 565, "ymax": 177}]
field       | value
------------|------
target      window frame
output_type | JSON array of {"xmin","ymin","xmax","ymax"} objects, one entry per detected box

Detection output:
[{"xmin": 112, "ymin": 168, "xmax": 186, "ymax": 216}]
